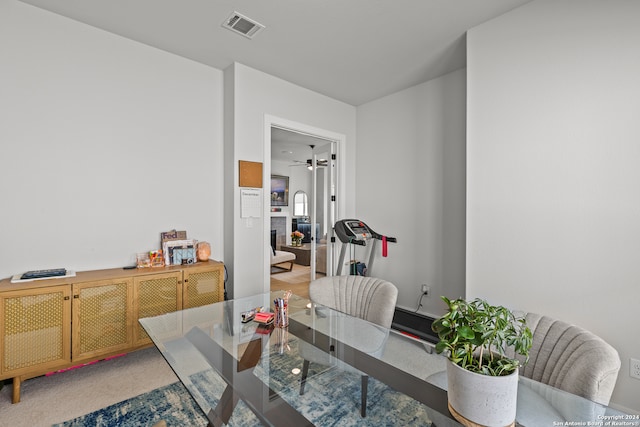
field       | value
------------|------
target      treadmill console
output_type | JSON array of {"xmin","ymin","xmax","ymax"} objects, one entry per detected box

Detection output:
[
  {"xmin": 333, "ymin": 218, "xmax": 397, "ymax": 275},
  {"xmin": 343, "ymin": 220, "xmax": 370, "ymax": 241},
  {"xmin": 334, "ymin": 219, "xmax": 373, "ymax": 243}
]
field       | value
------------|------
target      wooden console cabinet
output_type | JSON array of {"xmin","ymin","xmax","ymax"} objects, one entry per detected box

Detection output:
[{"xmin": 0, "ymin": 260, "xmax": 224, "ymax": 403}]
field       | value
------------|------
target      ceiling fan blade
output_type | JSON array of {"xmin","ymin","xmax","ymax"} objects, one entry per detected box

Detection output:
[{"xmin": 288, "ymin": 158, "xmax": 328, "ymax": 168}]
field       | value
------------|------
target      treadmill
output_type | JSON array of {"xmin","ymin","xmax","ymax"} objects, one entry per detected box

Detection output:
[{"xmin": 333, "ymin": 219, "xmax": 396, "ymax": 276}]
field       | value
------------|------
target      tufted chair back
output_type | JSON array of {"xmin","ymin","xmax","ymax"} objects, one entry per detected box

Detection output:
[
  {"xmin": 309, "ymin": 275, "xmax": 398, "ymax": 328},
  {"xmin": 505, "ymin": 313, "xmax": 620, "ymax": 406}
]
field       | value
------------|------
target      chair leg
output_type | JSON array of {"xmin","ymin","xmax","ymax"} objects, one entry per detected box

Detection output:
[
  {"xmin": 361, "ymin": 375, "xmax": 368, "ymax": 417},
  {"xmin": 300, "ymin": 359, "xmax": 310, "ymax": 395}
]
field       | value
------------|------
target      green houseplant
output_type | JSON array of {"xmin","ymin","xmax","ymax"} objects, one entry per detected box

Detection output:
[{"xmin": 431, "ymin": 296, "xmax": 533, "ymax": 426}]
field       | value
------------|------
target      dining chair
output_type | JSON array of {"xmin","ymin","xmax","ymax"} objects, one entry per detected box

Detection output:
[
  {"xmin": 298, "ymin": 275, "xmax": 398, "ymax": 417},
  {"xmin": 428, "ymin": 312, "xmax": 621, "ymax": 408},
  {"xmin": 505, "ymin": 312, "xmax": 620, "ymax": 406}
]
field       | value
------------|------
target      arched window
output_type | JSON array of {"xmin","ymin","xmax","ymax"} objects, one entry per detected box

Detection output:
[{"xmin": 293, "ymin": 191, "xmax": 308, "ymax": 217}]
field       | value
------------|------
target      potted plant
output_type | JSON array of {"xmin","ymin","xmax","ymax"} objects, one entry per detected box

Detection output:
[{"xmin": 431, "ymin": 296, "xmax": 532, "ymax": 427}]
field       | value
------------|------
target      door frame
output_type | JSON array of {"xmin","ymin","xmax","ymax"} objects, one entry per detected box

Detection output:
[
  {"xmin": 310, "ymin": 141, "xmax": 336, "ymax": 281},
  {"xmin": 263, "ymin": 115, "xmax": 346, "ymax": 293}
]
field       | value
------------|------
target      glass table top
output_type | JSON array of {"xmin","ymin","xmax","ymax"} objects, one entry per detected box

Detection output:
[{"xmin": 140, "ymin": 291, "xmax": 632, "ymax": 427}]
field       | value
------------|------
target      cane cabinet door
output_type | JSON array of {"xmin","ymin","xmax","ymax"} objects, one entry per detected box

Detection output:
[
  {"xmin": 0, "ymin": 285, "xmax": 71, "ymax": 377},
  {"xmin": 182, "ymin": 263, "xmax": 224, "ymax": 308},
  {"xmin": 72, "ymin": 278, "xmax": 133, "ymax": 361},
  {"xmin": 132, "ymin": 271, "xmax": 182, "ymax": 346}
]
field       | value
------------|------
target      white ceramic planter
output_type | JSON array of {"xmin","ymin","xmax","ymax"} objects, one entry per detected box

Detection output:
[{"xmin": 446, "ymin": 360, "xmax": 518, "ymax": 427}]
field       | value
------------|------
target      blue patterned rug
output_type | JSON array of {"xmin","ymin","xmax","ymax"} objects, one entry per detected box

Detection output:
[
  {"xmin": 52, "ymin": 381, "xmax": 208, "ymax": 427},
  {"xmin": 54, "ymin": 337, "xmax": 435, "ymax": 426}
]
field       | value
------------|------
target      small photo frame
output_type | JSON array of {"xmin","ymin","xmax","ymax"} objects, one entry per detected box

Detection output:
[{"xmin": 163, "ymin": 239, "xmax": 197, "ymax": 266}]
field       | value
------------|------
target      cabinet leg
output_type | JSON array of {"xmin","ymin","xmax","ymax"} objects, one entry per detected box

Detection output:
[{"xmin": 12, "ymin": 376, "xmax": 21, "ymax": 404}]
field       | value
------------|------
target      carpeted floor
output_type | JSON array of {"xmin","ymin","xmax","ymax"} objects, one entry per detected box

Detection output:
[{"xmin": 0, "ymin": 347, "xmax": 178, "ymax": 427}]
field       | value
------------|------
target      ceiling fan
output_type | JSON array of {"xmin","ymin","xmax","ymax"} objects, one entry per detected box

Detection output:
[
  {"xmin": 290, "ymin": 158, "xmax": 328, "ymax": 168},
  {"xmin": 289, "ymin": 144, "xmax": 328, "ymax": 168}
]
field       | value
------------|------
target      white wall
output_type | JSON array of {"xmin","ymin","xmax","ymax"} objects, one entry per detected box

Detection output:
[
  {"xmin": 467, "ymin": 0, "xmax": 640, "ymax": 412},
  {"xmin": 224, "ymin": 63, "xmax": 356, "ymax": 298},
  {"xmin": 0, "ymin": 0, "xmax": 224, "ymax": 278},
  {"xmin": 356, "ymin": 69, "xmax": 466, "ymax": 316}
]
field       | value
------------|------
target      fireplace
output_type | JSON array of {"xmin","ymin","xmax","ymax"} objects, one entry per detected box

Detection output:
[{"xmin": 270, "ymin": 215, "xmax": 288, "ymax": 249}]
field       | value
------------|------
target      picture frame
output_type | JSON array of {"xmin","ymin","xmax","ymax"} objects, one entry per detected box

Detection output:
[{"xmin": 270, "ymin": 175, "xmax": 289, "ymax": 206}]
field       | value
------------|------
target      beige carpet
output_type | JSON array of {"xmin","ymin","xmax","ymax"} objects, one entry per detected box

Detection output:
[{"xmin": 0, "ymin": 347, "xmax": 177, "ymax": 427}]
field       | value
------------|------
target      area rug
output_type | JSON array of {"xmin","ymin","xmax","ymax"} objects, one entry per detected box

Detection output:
[
  {"xmin": 52, "ymin": 381, "xmax": 208, "ymax": 427},
  {"xmin": 187, "ymin": 370, "xmax": 434, "ymax": 426},
  {"xmin": 55, "ymin": 336, "xmax": 436, "ymax": 426}
]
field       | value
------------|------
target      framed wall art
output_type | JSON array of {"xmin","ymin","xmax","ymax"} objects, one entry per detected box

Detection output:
[{"xmin": 270, "ymin": 175, "xmax": 289, "ymax": 206}]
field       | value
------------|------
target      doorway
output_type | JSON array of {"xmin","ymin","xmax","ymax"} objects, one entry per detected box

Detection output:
[{"xmin": 265, "ymin": 118, "xmax": 340, "ymax": 295}]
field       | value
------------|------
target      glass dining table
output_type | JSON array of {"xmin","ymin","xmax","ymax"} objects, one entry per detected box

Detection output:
[{"xmin": 139, "ymin": 291, "xmax": 633, "ymax": 427}]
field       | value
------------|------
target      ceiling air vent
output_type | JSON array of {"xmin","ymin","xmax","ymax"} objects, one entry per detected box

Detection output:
[{"xmin": 222, "ymin": 12, "xmax": 265, "ymax": 39}]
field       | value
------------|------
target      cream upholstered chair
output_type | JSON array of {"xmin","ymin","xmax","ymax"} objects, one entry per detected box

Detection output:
[
  {"xmin": 505, "ymin": 312, "xmax": 621, "ymax": 406},
  {"xmin": 428, "ymin": 312, "xmax": 620, "ymax": 408},
  {"xmin": 269, "ymin": 244, "xmax": 296, "ymax": 273},
  {"xmin": 298, "ymin": 275, "xmax": 398, "ymax": 417}
]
